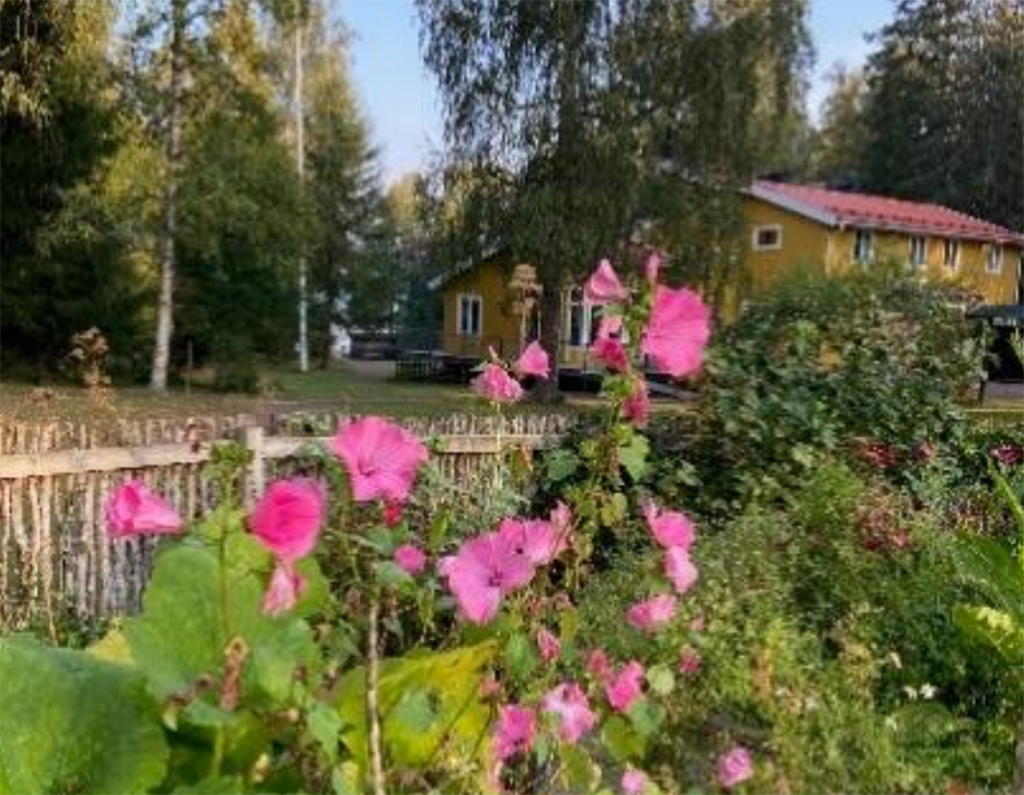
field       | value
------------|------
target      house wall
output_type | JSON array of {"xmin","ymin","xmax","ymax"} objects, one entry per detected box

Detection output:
[
  {"xmin": 441, "ymin": 259, "xmax": 521, "ymax": 359},
  {"xmin": 744, "ymin": 197, "xmax": 1021, "ymax": 305}
]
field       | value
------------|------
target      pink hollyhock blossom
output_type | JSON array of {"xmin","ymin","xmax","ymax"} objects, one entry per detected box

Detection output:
[
  {"xmin": 105, "ymin": 480, "xmax": 183, "ymax": 538},
  {"xmin": 627, "ymin": 593, "xmax": 678, "ymax": 633},
  {"xmin": 586, "ymin": 648, "xmax": 613, "ymax": 682},
  {"xmin": 248, "ymin": 477, "xmax": 326, "ymax": 561},
  {"xmin": 596, "ymin": 314, "xmax": 623, "ymax": 339},
  {"xmin": 472, "ymin": 363, "xmax": 524, "ymax": 404},
  {"xmin": 605, "ymin": 660, "xmax": 645, "ymax": 712},
  {"xmin": 592, "ymin": 336, "xmax": 630, "ymax": 373},
  {"xmin": 991, "ymin": 444, "xmax": 1024, "ymax": 467},
  {"xmin": 622, "ymin": 380, "xmax": 650, "ymax": 428},
  {"xmin": 262, "ymin": 560, "xmax": 307, "ymax": 616},
  {"xmin": 641, "ymin": 285, "xmax": 711, "ymax": 378},
  {"xmin": 331, "ymin": 417, "xmax": 428, "ymax": 504},
  {"xmin": 443, "ymin": 532, "xmax": 535, "ymax": 624},
  {"xmin": 679, "ymin": 646, "xmax": 702, "ymax": 675},
  {"xmin": 394, "ymin": 544, "xmax": 427, "ymax": 575},
  {"xmin": 664, "ymin": 546, "xmax": 699, "ymax": 593},
  {"xmin": 690, "ymin": 614, "xmax": 705, "ymax": 632},
  {"xmin": 541, "ymin": 682, "xmax": 597, "ymax": 743},
  {"xmin": 498, "ymin": 518, "xmax": 566, "ymax": 566},
  {"xmin": 622, "ymin": 768, "xmax": 650, "ymax": 795},
  {"xmin": 643, "ymin": 502, "xmax": 696, "ymax": 551},
  {"xmin": 494, "ymin": 704, "xmax": 536, "ymax": 760},
  {"xmin": 584, "ymin": 259, "xmax": 628, "ymax": 304},
  {"xmin": 718, "ymin": 746, "xmax": 754, "ymax": 789},
  {"xmin": 515, "ymin": 341, "xmax": 550, "ymax": 379},
  {"xmin": 644, "ymin": 251, "xmax": 662, "ymax": 285},
  {"xmin": 549, "ymin": 501, "xmax": 573, "ymax": 539},
  {"xmin": 536, "ymin": 628, "xmax": 561, "ymax": 662}
]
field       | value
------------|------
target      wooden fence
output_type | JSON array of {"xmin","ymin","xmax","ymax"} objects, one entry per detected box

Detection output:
[{"xmin": 0, "ymin": 412, "xmax": 572, "ymax": 635}]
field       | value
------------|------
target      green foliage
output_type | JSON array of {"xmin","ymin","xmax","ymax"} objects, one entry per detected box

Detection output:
[
  {"xmin": 696, "ymin": 267, "xmax": 985, "ymax": 510},
  {"xmin": 0, "ymin": 635, "xmax": 168, "ymax": 795}
]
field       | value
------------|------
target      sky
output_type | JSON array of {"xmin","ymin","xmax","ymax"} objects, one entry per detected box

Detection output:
[{"xmin": 340, "ymin": 0, "xmax": 897, "ymax": 185}]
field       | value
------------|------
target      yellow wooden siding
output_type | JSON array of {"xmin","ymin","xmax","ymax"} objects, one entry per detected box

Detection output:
[
  {"xmin": 743, "ymin": 198, "xmax": 830, "ymax": 294},
  {"xmin": 441, "ymin": 259, "xmax": 522, "ymax": 358}
]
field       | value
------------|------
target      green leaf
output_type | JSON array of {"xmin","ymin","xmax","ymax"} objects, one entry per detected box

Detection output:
[
  {"xmin": 618, "ymin": 434, "xmax": 650, "ymax": 482},
  {"xmin": 559, "ymin": 743, "xmax": 599, "ymax": 792},
  {"xmin": 545, "ymin": 449, "xmax": 580, "ymax": 482},
  {"xmin": 123, "ymin": 544, "xmax": 319, "ymax": 710},
  {"xmin": 601, "ymin": 714, "xmax": 646, "ymax": 762},
  {"xmin": 335, "ymin": 643, "xmax": 495, "ymax": 785},
  {"xmin": 952, "ymin": 604, "xmax": 1024, "ymax": 662},
  {"xmin": 0, "ymin": 635, "xmax": 168, "ymax": 795},
  {"xmin": 173, "ymin": 775, "xmax": 244, "ymax": 794},
  {"xmin": 374, "ymin": 561, "xmax": 415, "ymax": 590},
  {"xmin": 626, "ymin": 698, "xmax": 665, "ymax": 738},
  {"xmin": 954, "ymin": 535, "xmax": 1024, "ymax": 622},
  {"xmin": 646, "ymin": 664, "xmax": 676, "ymax": 696},
  {"xmin": 308, "ymin": 702, "xmax": 344, "ymax": 763},
  {"xmin": 503, "ymin": 632, "xmax": 538, "ymax": 684}
]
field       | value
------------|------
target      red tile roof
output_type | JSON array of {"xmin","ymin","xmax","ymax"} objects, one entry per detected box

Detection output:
[{"xmin": 751, "ymin": 181, "xmax": 1023, "ymax": 245}]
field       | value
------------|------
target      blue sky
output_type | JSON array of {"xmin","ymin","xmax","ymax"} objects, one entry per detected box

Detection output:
[{"xmin": 340, "ymin": 0, "xmax": 896, "ymax": 185}]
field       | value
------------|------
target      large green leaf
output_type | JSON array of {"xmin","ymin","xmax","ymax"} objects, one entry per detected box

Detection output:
[
  {"xmin": 123, "ymin": 541, "xmax": 321, "ymax": 710},
  {"xmin": 953, "ymin": 535, "xmax": 1024, "ymax": 623},
  {"xmin": 335, "ymin": 643, "xmax": 496, "ymax": 783},
  {"xmin": 0, "ymin": 635, "xmax": 169, "ymax": 795},
  {"xmin": 952, "ymin": 604, "xmax": 1024, "ymax": 662}
]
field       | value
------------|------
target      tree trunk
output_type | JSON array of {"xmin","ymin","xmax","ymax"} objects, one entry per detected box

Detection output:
[
  {"xmin": 535, "ymin": 270, "xmax": 564, "ymax": 402},
  {"xmin": 150, "ymin": 0, "xmax": 187, "ymax": 391},
  {"xmin": 293, "ymin": 19, "xmax": 309, "ymax": 373}
]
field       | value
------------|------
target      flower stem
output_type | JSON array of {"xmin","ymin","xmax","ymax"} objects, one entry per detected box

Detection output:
[{"xmin": 366, "ymin": 594, "xmax": 385, "ymax": 795}]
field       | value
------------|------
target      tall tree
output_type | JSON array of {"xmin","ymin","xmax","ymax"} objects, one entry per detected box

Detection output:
[
  {"xmin": 417, "ymin": 0, "xmax": 811, "ymax": 389},
  {"xmin": 810, "ymin": 63, "xmax": 869, "ymax": 185},
  {"xmin": 862, "ymin": 0, "xmax": 1024, "ymax": 229}
]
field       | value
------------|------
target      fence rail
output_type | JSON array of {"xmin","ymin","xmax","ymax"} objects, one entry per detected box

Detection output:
[{"xmin": 0, "ymin": 412, "xmax": 572, "ymax": 634}]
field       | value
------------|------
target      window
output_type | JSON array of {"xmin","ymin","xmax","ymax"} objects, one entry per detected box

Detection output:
[
  {"xmin": 943, "ymin": 239, "xmax": 960, "ymax": 271},
  {"xmin": 457, "ymin": 293, "xmax": 482, "ymax": 336},
  {"xmin": 565, "ymin": 288, "xmax": 599, "ymax": 347},
  {"xmin": 752, "ymin": 224, "xmax": 783, "ymax": 251},
  {"xmin": 986, "ymin": 244, "xmax": 1003, "ymax": 275},
  {"xmin": 853, "ymin": 229, "xmax": 874, "ymax": 265},
  {"xmin": 909, "ymin": 236, "xmax": 928, "ymax": 269}
]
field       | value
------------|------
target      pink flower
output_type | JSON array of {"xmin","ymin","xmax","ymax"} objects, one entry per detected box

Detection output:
[
  {"xmin": 472, "ymin": 363, "xmax": 524, "ymax": 403},
  {"xmin": 690, "ymin": 615, "xmax": 705, "ymax": 632},
  {"xmin": 498, "ymin": 517, "xmax": 566, "ymax": 566},
  {"xmin": 541, "ymin": 682, "xmax": 597, "ymax": 743},
  {"xmin": 641, "ymin": 285, "xmax": 711, "ymax": 378},
  {"xmin": 394, "ymin": 544, "xmax": 427, "ymax": 575},
  {"xmin": 586, "ymin": 648, "xmax": 613, "ymax": 682},
  {"xmin": 248, "ymin": 477, "xmax": 326, "ymax": 561},
  {"xmin": 584, "ymin": 259, "xmax": 628, "ymax": 304},
  {"xmin": 592, "ymin": 336, "xmax": 630, "ymax": 373},
  {"xmin": 679, "ymin": 646, "xmax": 702, "ymax": 675},
  {"xmin": 622, "ymin": 768, "xmax": 650, "ymax": 795},
  {"xmin": 597, "ymin": 314, "xmax": 623, "ymax": 339},
  {"xmin": 991, "ymin": 444, "xmax": 1023, "ymax": 467},
  {"xmin": 644, "ymin": 502, "xmax": 696, "ymax": 551},
  {"xmin": 515, "ymin": 341, "xmax": 550, "ymax": 379},
  {"xmin": 494, "ymin": 704, "xmax": 536, "ymax": 760},
  {"xmin": 262, "ymin": 560, "xmax": 307, "ymax": 616},
  {"xmin": 536, "ymin": 628, "xmax": 561, "ymax": 662},
  {"xmin": 549, "ymin": 501, "xmax": 573, "ymax": 539},
  {"xmin": 442, "ymin": 532, "xmax": 534, "ymax": 624},
  {"xmin": 644, "ymin": 251, "xmax": 662, "ymax": 285},
  {"xmin": 622, "ymin": 380, "xmax": 650, "ymax": 428},
  {"xmin": 664, "ymin": 546, "xmax": 699, "ymax": 593},
  {"xmin": 718, "ymin": 746, "xmax": 754, "ymax": 789},
  {"xmin": 104, "ymin": 480, "xmax": 183, "ymax": 539},
  {"xmin": 331, "ymin": 417, "xmax": 428, "ymax": 504},
  {"xmin": 605, "ymin": 660, "xmax": 645, "ymax": 712},
  {"xmin": 627, "ymin": 593, "xmax": 678, "ymax": 633}
]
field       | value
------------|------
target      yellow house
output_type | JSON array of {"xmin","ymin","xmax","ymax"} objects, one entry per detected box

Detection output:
[{"xmin": 432, "ymin": 182, "xmax": 1024, "ymax": 368}]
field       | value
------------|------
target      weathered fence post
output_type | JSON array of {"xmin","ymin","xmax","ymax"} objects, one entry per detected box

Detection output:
[{"xmin": 238, "ymin": 425, "xmax": 265, "ymax": 506}]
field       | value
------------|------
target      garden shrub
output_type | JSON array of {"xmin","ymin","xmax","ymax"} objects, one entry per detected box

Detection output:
[{"xmin": 693, "ymin": 265, "xmax": 986, "ymax": 512}]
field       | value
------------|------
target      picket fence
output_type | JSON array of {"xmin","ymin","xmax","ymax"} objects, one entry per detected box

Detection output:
[{"xmin": 0, "ymin": 411, "xmax": 573, "ymax": 635}]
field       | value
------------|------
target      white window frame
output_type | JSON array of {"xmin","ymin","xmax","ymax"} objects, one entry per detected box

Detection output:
[
  {"xmin": 456, "ymin": 292, "xmax": 483, "ymax": 337},
  {"xmin": 752, "ymin": 224, "xmax": 783, "ymax": 252},
  {"xmin": 853, "ymin": 229, "xmax": 874, "ymax": 266},
  {"xmin": 943, "ymin": 238, "xmax": 960, "ymax": 271},
  {"xmin": 986, "ymin": 244, "xmax": 1003, "ymax": 275},
  {"xmin": 564, "ymin": 287, "xmax": 599, "ymax": 347},
  {"xmin": 908, "ymin": 235, "xmax": 928, "ymax": 270}
]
